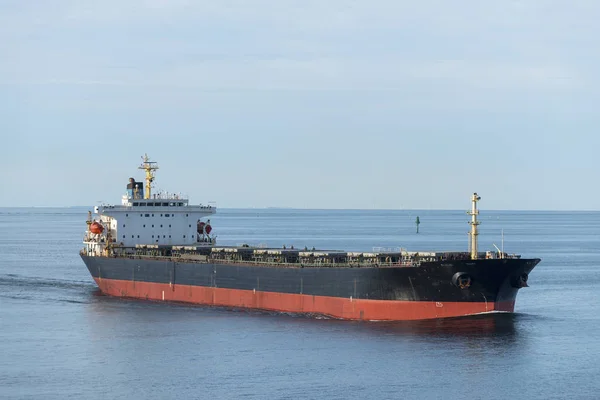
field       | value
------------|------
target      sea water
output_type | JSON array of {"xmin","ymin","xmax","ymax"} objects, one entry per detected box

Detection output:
[{"xmin": 1, "ymin": 208, "xmax": 599, "ymax": 399}]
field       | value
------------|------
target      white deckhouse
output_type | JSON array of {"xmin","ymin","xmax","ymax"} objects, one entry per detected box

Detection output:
[{"xmin": 83, "ymin": 155, "xmax": 216, "ymax": 256}]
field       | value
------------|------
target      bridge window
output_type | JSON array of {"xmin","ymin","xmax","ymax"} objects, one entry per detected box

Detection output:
[
  {"xmin": 133, "ymin": 203, "xmax": 139, "ymax": 206},
  {"xmin": 145, "ymin": 214, "xmax": 149, "ymax": 217},
  {"xmin": 183, "ymin": 235, "xmax": 186, "ymax": 238},
  {"xmin": 126, "ymin": 214, "xmax": 128, "ymax": 217},
  {"xmin": 147, "ymin": 203, "xmax": 154, "ymax": 207},
  {"xmin": 162, "ymin": 203, "xmax": 168, "ymax": 207},
  {"xmin": 152, "ymin": 235, "xmax": 154, "ymax": 238},
  {"xmin": 122, "ymin": 235, "xmax": 125, "ymax": 239},
  {"xmin": 123, "ymin": 224, "xmax": 125, "ymax": 227},
  {"xmin": 165, "ymin": 214, "xmax": 170, "ymax": 217},
  {"xmin": 152, "ymin": 214, "xmax": 154, "ymax": 217},
  {"xmin": 178, "ymin": 203, "xmax": 184, "ymax": 207}
]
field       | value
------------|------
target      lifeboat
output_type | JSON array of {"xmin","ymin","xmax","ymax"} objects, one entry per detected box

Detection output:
[
  {"xmin": 90, "ymin": 221, "xmax": 104, "ymax": 234},
  {"xmin": 197, "ymin": 221, "xmax": 212, "ymax": 235}
]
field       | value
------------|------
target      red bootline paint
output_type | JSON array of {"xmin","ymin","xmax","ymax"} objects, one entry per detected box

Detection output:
[{"xmin": 94, "ymin": 278, "xmax": 515, "ymax": 321}]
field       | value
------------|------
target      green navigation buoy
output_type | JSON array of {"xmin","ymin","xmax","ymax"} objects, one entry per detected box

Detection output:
[{"xmin": 415, "ymin": 216, "xmax": 420, "ymax": 234}]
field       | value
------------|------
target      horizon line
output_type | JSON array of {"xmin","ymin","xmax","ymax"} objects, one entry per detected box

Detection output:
[{"xmin": 1, "ymin": 205, "xmax": 600, "ymax": 212}]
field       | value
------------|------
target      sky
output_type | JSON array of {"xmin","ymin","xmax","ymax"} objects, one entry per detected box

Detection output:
[{"xmin": 1, "ymin": 0, "xmax": 599, "ymax": 210}]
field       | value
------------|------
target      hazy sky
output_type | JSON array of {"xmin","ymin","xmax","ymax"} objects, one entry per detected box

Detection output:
[{"xmin": 1, "ymin": 1, "xmax": 599, "ymax": 209}]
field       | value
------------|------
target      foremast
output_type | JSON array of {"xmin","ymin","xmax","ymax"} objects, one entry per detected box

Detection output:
[{"xmin": 467, "ymin": 193, "xmax": 481, "ymax": 260}]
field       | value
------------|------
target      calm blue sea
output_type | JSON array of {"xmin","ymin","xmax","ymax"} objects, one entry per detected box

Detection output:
[{"xmin": 1, "ymin": 208, "xmax": 599, "ymax": 400}]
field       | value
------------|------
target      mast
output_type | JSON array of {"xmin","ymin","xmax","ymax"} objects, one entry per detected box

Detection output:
[
  {"xmin": 501, "ymin": 228, "xmax": 504, "ymax": 259},
  {"xmin": 467, "ymin": 193, "xmax": 481, "ymax": 260},
  {"xmin": 138, "ymin": 154, "xmax": 159, "ymax": 199}
]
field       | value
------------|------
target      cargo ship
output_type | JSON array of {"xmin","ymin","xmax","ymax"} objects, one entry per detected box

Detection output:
[{"xmin": 80, "ymin": 155, "xmax": 540, "ymax": 321}]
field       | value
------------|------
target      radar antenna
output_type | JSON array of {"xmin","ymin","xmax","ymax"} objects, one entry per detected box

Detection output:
[{"xmin": 138, "ymin": 154, "xmax": 159, "ymax": 199}]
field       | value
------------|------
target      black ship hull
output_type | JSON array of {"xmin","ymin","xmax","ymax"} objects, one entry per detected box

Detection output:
[{"xmin": 81, "ymin": 255, "xmax": 540, "ymax": 320}]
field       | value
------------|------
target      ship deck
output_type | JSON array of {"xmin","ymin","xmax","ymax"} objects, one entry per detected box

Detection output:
[{"xmin": 82, "ymin": 242, "xmax": 519, "ymax": 269}]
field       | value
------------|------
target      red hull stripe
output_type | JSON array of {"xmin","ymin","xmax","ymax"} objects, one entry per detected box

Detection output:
[{"xmin": 94, "ymin": 278, "xmax": 515, "ymax": 321}]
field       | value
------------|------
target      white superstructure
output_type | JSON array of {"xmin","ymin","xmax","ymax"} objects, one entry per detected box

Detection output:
[{"xmin": 83, "ymin": 155, "xmax": 216, "ymax": 256}]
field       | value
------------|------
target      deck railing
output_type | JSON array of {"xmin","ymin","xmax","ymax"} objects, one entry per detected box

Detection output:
[{"xmin": 80, "ymin": 251, "xmax": 418, "ymax": 268}]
